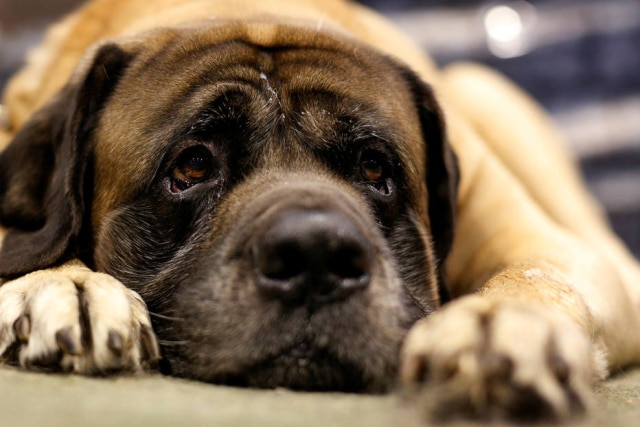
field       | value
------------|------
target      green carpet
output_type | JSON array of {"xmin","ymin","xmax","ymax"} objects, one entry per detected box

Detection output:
[{"xmin": 1, "ymin": 366, "xmax": 639, "ymax": 426}]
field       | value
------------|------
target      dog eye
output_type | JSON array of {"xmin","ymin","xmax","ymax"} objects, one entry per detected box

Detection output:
[
  {"xmin": 358, "ymin": 150, "xmax": 394, "ymax": 197},
  {"xmin": 360, "ymin": 151, "xmax": 387, "ymax": 183},
  {"xmin": 170, "ymin": 146, "xmax": 215, "ymax": 193},
  {"xmin": 361, "ymin": 158, "xmax": 383, "ymax": 182}
]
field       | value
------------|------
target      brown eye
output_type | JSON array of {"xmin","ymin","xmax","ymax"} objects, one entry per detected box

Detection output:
[
  {"xmin": 170, "ymin": 146, "xmax": 214, "ymax": 192},
  {"xmin": 358, "ymin": 149, "xmax": 394, "ymax": 197},
  {"xmin": 360, "ymin": 152, "xmax": 386, "ymax": 182}
]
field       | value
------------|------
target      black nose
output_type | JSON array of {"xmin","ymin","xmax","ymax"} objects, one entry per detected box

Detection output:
[{"xmin": 252, "ymin": 210, "xmax": 372, "ymax": 306}]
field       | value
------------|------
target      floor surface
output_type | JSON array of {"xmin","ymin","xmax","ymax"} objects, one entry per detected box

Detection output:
[{"xmin": 1, "ymin": 366, "xmax": 640, "ymax": 426}]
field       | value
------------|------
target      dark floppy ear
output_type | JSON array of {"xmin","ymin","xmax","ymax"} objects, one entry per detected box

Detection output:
[
  {"xmin": 397, "ymin": 66, "xmax": 460, "ymax": 304},
  {"xmin": 0, "ymin": 43, "xmax": 136, "ymax": 278}
]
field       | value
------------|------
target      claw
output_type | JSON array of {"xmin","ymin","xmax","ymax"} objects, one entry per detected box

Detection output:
[
  {"xmin": 412, "ymin": 356, "xmax": 430, "ymax": 385},
  {"xmin": 483, "ymin": 352, "xmax": 513, "ymax": 383},
  {"xmin": 107, "ymin": 330, "xmax": 124, "ymax": 357},
  {"xmin": 140, "ymin": 325, "xmax": 161, "ymax": 363},
  {"xmin": 549, "ymin": 354, "xmax": 570, "ymax": 385},
  {"xmin": 14, "ymin": 315, "xmax": 30, "ymax": 344},
  {"xmin": 55, "ymin": 326, "xmax": 82, "ymax": 355}
]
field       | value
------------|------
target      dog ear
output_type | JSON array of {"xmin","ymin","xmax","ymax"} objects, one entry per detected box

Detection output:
[
  {"xmin": 397, "ymin": 66, "xmax": 460, "ymax": 304},
  {"xmin": 0, "ymin": 43, "xmax": 136, "ymax": 278}
]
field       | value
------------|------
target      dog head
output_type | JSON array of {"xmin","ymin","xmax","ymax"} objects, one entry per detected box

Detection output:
[{"xmin": 0, "ymin": 21, "xmax": 458, "ymax": 392}]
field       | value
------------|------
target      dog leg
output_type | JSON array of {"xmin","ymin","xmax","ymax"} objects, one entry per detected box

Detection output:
[
  {"xmin": 440, "ymin": 63, "xmax": 640, "ymax": 313},
  {"xmin": 0, "ymin": 260, "xmax": 159, "ymax": 373},
  {"xmin": 400, "ymin": 252, "xmax": 614, "ymax": 421},
  {"xmin": 400, "ymin": 113, "xmax": 640, "ymax": 421}
]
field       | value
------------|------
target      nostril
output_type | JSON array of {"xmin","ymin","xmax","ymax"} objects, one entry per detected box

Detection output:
[
  {"xmin": 255, "ymin": 241, "xmax": 306, "ymax": 282},
  {"xmin": 329, "ymin": 245, "xmax": 371, "ymax": 282},
  {"xmin": 251, "ymin": 209, "xmax": 373, "ymax": 305},
  {"xmin": 252, "ymin": 240, "xmax": 307, "ymax": 303}
]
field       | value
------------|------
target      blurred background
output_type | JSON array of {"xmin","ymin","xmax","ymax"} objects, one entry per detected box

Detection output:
[{"xmin": 1, "ymin": 0, "xmax": 639, "ymax": 257}]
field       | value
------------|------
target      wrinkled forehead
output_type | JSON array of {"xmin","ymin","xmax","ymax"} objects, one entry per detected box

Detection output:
[{"xmin": 93, "ymin": 22, "xmax": 426, "ymax": 212}]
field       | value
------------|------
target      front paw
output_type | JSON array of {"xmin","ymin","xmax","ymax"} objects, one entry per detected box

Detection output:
[
  {"xmin": 0, "ymin": 262, "xmax": 159, "ymax": 374},
  {"xmin": 400, "ymin": 295, "xmax": 601, "ymax": 422}
]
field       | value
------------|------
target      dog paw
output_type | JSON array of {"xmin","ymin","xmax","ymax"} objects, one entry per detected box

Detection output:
[
  {"xmin": 0, "ymin": 262, "xmax": 159, "ymax": 374},
  {"xmin": 400, "ymin": 295, "xmax": 599, "ymax": 422}
]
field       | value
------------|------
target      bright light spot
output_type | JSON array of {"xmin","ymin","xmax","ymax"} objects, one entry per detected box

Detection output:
[
  {"xmin": 485, "ymin": 6, "xmax": 523, "ymax": 43},
  {"xmin": 483, "ymin": 2, "xmax": 537, "ymax": 58}
]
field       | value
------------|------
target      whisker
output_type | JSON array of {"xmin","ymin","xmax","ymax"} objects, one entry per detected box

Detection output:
[{"xmin": 150, "ymin": 312, "xmax": 185, "ymax": 322}]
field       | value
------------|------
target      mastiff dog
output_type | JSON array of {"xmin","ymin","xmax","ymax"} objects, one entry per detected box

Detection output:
[{"xmin": 1, "ymin": 0, "xmax": 640, "ymax": 421}]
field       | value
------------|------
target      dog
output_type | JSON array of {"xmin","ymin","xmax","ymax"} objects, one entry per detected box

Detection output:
[{"xmin": 1, "ymin": 0, "xmax": 640, "ymax": 421}]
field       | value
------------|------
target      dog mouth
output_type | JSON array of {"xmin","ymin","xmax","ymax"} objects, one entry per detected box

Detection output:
[
  {"xmin": 157, "ymin": 296, "xmax": 405, "ymax": 393},
  {"xmin": 226, "ymin": 338, "xmax": 373, "ymax": 392}
]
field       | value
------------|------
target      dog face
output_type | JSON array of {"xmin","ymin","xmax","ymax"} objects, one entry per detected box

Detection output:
[{"xmin": 0, "ymin": 22, "xmax": 457, "ymax": 392}]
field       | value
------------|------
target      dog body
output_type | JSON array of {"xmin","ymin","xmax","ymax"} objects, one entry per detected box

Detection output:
[{"xmin": 1, "ymin": 0, "xmax": 640, "ymax": 420}]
